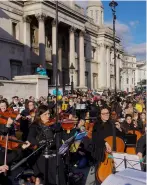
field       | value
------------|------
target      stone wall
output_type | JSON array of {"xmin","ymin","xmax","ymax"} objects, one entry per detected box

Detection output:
[{"xmin": 0, "ymin": 75, "xmax": 49, "ymax": 102}]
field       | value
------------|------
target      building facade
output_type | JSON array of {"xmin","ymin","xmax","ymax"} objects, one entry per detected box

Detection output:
[
  {"xmin": 120, "ymin": 54, "xmax": 136, "ymax": 92},
  {"xmin": 0, "ymin": 0, "xmax": 136, "ymax": 91},
  {"xmin": 135, "ymin": 61, "xmax": 146, "ymax": 86}
]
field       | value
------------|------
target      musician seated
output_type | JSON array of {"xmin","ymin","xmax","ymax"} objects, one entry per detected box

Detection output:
[
  {"xmin": 65, "ymin": 99, "xmax": 76, "ymax": 115},
  {"xmin": 9, "ymin": 96, "xmax": 23, "ymax": 112},
  {"xmin": 120, "ymin": 114, "xmax": 140, "ymax": 134},
  {"xmin": 137, "ymin": 112, "xmax": 146, "ymax": 134}
]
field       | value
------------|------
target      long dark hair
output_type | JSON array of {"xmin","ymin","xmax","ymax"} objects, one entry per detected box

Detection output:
[
  {"xmin": 0, "ymin": 99, "xmax": 9, "ymax": 108},
  {"xmin": 33, "ymin": 105, "xmax": 49, "ymax": 125}
]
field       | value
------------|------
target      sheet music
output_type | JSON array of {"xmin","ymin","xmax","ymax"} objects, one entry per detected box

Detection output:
[
  {"xmin": 112, "ymin": 152, "xmax": 141, "ymax": 172},
  {"xmin": 76, "ymin": 104, "xmax": 86, "ymax": 110}
]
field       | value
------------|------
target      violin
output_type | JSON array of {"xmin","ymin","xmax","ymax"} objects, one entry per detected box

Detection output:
[
  {"xmin": 44, "ymin": 118, "xmax": 56, "ymax": 126},
  {"xmin": 61, "ymin": 119, "xmax": 76, "ymax": 133},
  {"xmin": 0, "ymin": 135, "xmax": 20, "ymax": 150},
  {"xmin": 0, "ymin": 110, "xmax": 20, "ymax": 127}
]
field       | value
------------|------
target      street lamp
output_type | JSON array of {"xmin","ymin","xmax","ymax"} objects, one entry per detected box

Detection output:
[
  {"xmin": 69, "ymin": 63, "xmax": 75, "ymax": 94},
  {"xmin": 109, "ymin": 0, "xmax": 118, "ymax": 96}
]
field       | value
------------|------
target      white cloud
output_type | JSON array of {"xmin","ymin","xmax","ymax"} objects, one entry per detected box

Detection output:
[
  {"xmin": 125, "ymin": 43, "xmax": 146, "ymax": 60},
  {"xmin": 129, "ymin": 21, "xmax": 139, "ymax": 27},
  {"xmin": 105, "ymin": 21, "xmax": 146, "ymax": 60},
  {"xmin": 105, "ymin": 20, "xmax": 132, "ymax": 45}
]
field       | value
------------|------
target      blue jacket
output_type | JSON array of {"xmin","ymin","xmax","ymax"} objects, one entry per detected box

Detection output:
[{"xmin": 36, "ymin": 67, "xmax": 47, "ymax": 75}]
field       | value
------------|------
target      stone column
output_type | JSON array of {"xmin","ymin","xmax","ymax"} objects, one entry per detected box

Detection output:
[
  {"xmin": 79, "ymin": 31, "xmax": 86, "ymax": 89},
  {"xmin": 23, "ymin": 16, "xmax": 31, "ymax": 74},
  {"xmin": 52, "ymin": 19, "xmax": 56, "ymax": 85},
  {"xmin": 69, "ymin": 0, "xmax": 75, "ymax": 9},
  {"xmin": 36, "ymin": 13, "xmax": 46, "ymax": 68},
  {"xmin": 99, "ymin": 43, "xmax": 107, "ymax": 89},
  {"xmin": 106, "ymin": 46, "xmax": 110, "ymax": 88},
  {"xmin": 58, "ymin": 40, "xmax": 62, "ymax": 86},
  {"xmin": 69, "ymin": 27, "xmax": 75, "ymax": 84},
  {"xmin": 116, "ymin": 52, "xmax": 120, "ymax": 90}
]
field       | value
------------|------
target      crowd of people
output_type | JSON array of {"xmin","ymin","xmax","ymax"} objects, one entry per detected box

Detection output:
[{"xmin": 0, "ymin": 89, "xmax": 146, "ymax": 185}]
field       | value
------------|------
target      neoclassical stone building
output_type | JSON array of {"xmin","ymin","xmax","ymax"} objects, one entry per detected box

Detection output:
[{"xmin": 0, "ymin": 0, "xmax": 136, "ymax": 91}]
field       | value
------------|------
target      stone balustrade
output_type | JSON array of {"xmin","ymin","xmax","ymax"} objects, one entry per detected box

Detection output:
[{"xmin": 0, "ymin": 75, "xmax": 49, "ymax": 102}]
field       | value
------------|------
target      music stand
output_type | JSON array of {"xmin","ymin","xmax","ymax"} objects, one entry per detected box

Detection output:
[
  {"xmin": 124, "ymin": 134, "xmax": 137, "ymax": 147},
  {"xmin": 110, "ymin": 152, "xmax": 141, "ymax": 173},
  {"xmin": 75, "ymin": 104, "xmax": 86, "ymax": 120}
]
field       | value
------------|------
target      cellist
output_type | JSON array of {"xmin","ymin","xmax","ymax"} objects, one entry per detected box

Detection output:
[{"xmin": 91, "ymin": 106, "xmax": 124, "ymax": 185}]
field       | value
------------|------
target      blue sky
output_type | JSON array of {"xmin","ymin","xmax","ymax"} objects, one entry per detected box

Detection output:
[{"xmin": 75, "ymin": 0, "xmax": 146, "ymax": 60}]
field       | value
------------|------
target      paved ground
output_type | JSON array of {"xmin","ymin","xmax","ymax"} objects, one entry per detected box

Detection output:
[{"xmin": 72, "ymin": 166, "xmax": 99, "ymax": 185}]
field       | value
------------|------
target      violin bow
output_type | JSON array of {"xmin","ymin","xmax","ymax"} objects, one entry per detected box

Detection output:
[{"xmin": 4, "ymin": 133, "xmax": 9, "ymax": 176}]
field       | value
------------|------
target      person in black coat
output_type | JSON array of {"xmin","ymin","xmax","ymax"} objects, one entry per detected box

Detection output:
[
  {"xmin": 26, "ymin": 105, "xmax": 66, "ymax": 185},
  {"xmin": 91, "ymin": 106, "xmax": 124, "ymax": 185},
  {"xmin": 136, "ymin": 133, "xmax": 146, "ymax": 171},
  {"xmin": 20, "ymin": 100, "xmax": 36, "ymax": 141}
]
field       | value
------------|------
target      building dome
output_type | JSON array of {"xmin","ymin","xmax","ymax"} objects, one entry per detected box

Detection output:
[{"xmin": 87, "ymin": 0, "xmax": 103, "ymax": 8}]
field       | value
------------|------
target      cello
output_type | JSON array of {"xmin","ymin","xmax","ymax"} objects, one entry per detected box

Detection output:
[{"xmin": 96, "ymin": 122, "xmax": 125, "ymax": 183}]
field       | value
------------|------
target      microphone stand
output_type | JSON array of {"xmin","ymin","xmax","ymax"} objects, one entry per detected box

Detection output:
[
  {"xmin": 43, "ymin": 139, "xmax": 55, "ymax": 185},
  {"xmin": 11, "ymin": 144, "xmax": 46, "ymax": 171}
]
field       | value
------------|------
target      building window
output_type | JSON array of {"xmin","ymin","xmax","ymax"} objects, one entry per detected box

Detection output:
[
  {"xmin": 10, "ymin": 60, "xmax": 22, "ymax": 79},
  {"xmin": 96, "ymin": 10, "xmax": 98, "ymax": 23},
  {"xmin": 85, "ymin": 72, "xmax": 88, "ymax": 87},
  {"xmin": 92, "ymin": 48, "xmax": 95, "ymax": 59},
  {"xmin": 90, "ymin": 10, "xmax": 93, "ymax": 18},
  {"xmin": 12, "ymin": 22, "xmax": 17, "ymax": 38},
  {"xmin": 126, "ymin": 78, "xmax": 129, "ymax": 84}
]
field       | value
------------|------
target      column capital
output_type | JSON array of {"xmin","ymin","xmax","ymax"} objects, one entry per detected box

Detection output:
[
  {"xmin": 23, "ymin": 16, "xmax": 31, "ymax": 23},
  {"xmin": 69, "ymin": 26, "xmax": 76, "ymax": 33},
  {"xmin": 98, "ymin": 43, "xmax": 107, "ymax": 48},
  {"xmin": 35, "ymin": 13, "xmax": 46, "ymax": 22},
  {"xmin": 79, "ymin": 30, "xmax": 85, "ymax": 37},
  {"xmin": 106, "ymin": 45, "xmax": 111, "ymax": 49}
]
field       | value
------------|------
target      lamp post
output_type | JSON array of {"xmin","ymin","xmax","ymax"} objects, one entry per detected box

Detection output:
[
  {"xmin": 109, "ymin": 0, "xmax": 118, "ymax": 96},
  {"xmin": 69, "ymin": 63, "xmax": 75, "ymax": 94}
]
